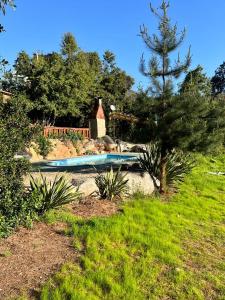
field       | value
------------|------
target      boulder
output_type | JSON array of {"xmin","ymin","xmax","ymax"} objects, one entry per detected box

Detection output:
[
  {"xmin": 83, "ymin": 140, "xmax": 96, "ymax": 151},
  {"xmin": 78, "ymin": 171, "xmax": 155, "ymax": 197},
  {"xmin": 102, "ymin": 135, "xmax": 115, "ymax": 144},
  {"xmin": 125, "ymin": 172, "xmax": 155, "ymax": 195},
  {"xmin": 102, "ymin": 135, "xmax": 117, "ymax": 152},
  {"xmin": 46, "ymin": 139, "xmax": 77, "ymax": 160},
  {"xmin": 105, "ymin": 143, "xmax": 117, "ymax": 151},
  {"xmin": 130, "ymin": 145, "xmax": 146, "ymax": 153},
  {"xmin": 78, "ymin": 177, "xmax": 97, "ymax": 197}
]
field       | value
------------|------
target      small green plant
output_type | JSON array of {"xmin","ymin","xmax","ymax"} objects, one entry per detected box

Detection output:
[
  {"xmin": 138, "ymin": 142, "xmax": 194, "ymax": 192},
  {"xmin": 48, "ymin": 131, "xmax": 84, "ymax": 146},
  {"xmin": 95, "ymin": 167, "xmax": 129, "ymax": 200},
  {"xmin": 36, "ymin": 135, "xmax": 53, "ymax": 158},
  {"xmin": 29, "ymin": 174, "xmax": 82, "ymax": 214},
  {"xmin": 85, "ymin": 150, "xmax": 96, "ymax": 155}
]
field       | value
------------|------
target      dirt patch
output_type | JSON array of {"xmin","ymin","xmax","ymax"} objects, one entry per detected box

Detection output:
[
  {"xmin": 71, "ymin": 198, "xmax": 120, "ymax": 219},
  {"xmin": 0, "ymin": 222, "xmax": 77, "ymax": 299},
  {"xmin": 0, "ymin": 199, "xmax": 120, "ymax": 299}
]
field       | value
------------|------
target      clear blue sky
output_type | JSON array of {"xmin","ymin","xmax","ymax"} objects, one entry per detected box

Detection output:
[{"xmin": 1, "ymin": 0, "xmax": 225, "ymax": 90}]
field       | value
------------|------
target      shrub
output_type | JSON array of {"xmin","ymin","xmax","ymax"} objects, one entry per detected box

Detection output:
[
  {"xmin": 138, "ymin": 142, "xmax": 194, "ymax": 192},
  {"xmin": 95, "ymin": 167, "xmax": 129, "ymax": 200},
  {"xmin": 29, "ymin": 174, "xmax": 81, "ymax": 214},
  {"xmin": 0, "ymin": 95, "xmax": 35, "ymax": 236},
  {"xmin": 85, "ymin": 150, "xmax": 96, "ymax": 155},
  {"xmin": 48, "ymin": 130, "xmax": 84, "ymax": 146},
  {"xmin": 36, "ymin": 135, "xmax": 53, "ymax": 158},
  {"xmin": 65, "ymin": 130, "xmax": 84, "ymax": 145}
]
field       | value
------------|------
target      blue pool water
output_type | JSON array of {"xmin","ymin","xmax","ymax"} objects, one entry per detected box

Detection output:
[{"xmin": 48, "ymin": 154, "xmax": 137, "ymax": 167}]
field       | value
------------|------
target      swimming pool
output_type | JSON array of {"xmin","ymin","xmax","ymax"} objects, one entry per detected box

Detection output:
[{"xmin": 48, "ymin": 154, "xmax": 137, "ymax": 167}]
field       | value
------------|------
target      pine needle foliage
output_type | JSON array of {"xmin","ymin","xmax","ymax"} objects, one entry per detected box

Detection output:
[
  {"xmin": 140, "ymin": 0, "xmax": 191, "ymax": 98},
  {"xmin": 138, "ymin": 1, "xmax": 225, "ymax": 193}
]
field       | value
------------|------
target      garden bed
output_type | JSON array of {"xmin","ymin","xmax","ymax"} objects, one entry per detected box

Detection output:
[
  {"xmin": 0, "ymin": 198, "xmax": 119, "ymax": 299},
  {"xmin": 0, "ymin": 222, "xmax": 75, "ymax": 299}
]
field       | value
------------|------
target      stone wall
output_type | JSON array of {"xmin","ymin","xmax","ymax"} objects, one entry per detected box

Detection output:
[
  {"xmin": 29, "ymin": 139, "xmax": 79, "ymax": 162},
  {"xmin": 28, "ymin": 138, "xmax": 107, "ymax": 162}
]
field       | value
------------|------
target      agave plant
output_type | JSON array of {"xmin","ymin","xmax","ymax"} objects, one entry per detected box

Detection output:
[
  {"xmin": 138, "ymin": 142, "xmax": 194, "ymax": 192},
  {"xmin": 165, "ymin": 149, "xmax": 194, "ymax": 188},
  {"xmin": 95, "ymin": 167, "xmax": 129, "ymax": 201},
  {"xmin": 29, "ymin": 174, "xmax": 81, "ymax": 215},
  {"xmin": 138, "ymin": 142, "xmax": 161, "ymax": 190}
]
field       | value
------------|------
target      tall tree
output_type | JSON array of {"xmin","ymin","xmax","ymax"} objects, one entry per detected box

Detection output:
[
  {"xmin": 2, "ymin": 33, "xmax": 135, "ymax": 128},
  {"xmin": 140, "ymin": 0, "xmax": 191, "ymax": 193},
  {"xmin": 14, "ymin": 51, "xmax": 32, "ymax": 75},
  {"xmin": 103, "ymin": 50, "xmax": 116, "ymax": 72},
  {"xmin": 7, "ymin": 37, "xmax": 104, "ymax": 126},
  {"xmin": 211, "ymin": 61, "xmax": 225, "ymax": 96},
  {"xmin": 1, "ymin": 51, "xmax": 32, "ymax": 92},
  {"xmin": 99, "ymin": 50, "xmax": 134, "ymax": 111},
  {"xmin": 61, "ymin": 32, "xmax": 78, "ymax": 61},
  {"xmin": 139, "ymin": 1, "xmax": 225, "ymax": 194},
  {"xmin": 180, "ymin": 65, "xmax": 212, "ymax": 97}
]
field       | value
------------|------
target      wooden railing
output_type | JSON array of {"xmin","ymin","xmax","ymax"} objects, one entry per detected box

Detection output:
[{"xmin": 44, "ymin": 127, "xmax": 90, "ymax": 139}]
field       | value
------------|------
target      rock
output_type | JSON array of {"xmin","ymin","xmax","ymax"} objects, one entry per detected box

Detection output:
[
  {"xmin": 102, "ymin": 135, "xmax": 117, "ymax": 152},
  {"xmin": 46, "ymin": 140, "xmax": 77, "ymax": 160},
  {"xmin": 130, "ymin": 145, "xmax": 146, "ymax": 153},
  {"xmin": 78, "ymin": 177, "xmax": 97, "ymax": 197},
  {"xmin": 83, "ymin": 140, "xmax": 96, "ymax": 151},
  {"xmin": 78, "ymin": 171, "xmax": 155, "ymax": 197},
  {"xmin": 28, "ymin": 143, "xmax": 43, "ymax": 162},
  {"xmin": 105, "ymin": 143, "xmax": 117, "ymax": 151},
  {"xmin": 102, "ymin": 135, "xmax": 115, "ymax": 144},
  {"xmin": 124, "ymin": 172, "xmax": 155, "ymax": 195},
  {"xmin": 28, "ymin": 139, "xmax": 81, "ymax": 162}
]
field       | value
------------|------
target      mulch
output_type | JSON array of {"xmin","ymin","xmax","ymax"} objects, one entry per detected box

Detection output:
[
  {"xmin": 71, "ymin": 197, "xmax": 120, "ymax": 219},
  {"xmin": 0, "ymin": 198, "xmax": 119, "ymax": 299}
]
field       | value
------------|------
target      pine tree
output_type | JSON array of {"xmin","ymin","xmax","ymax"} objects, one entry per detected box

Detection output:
[
  {"xmin": 211, "ymin": 61, "xmax": 225, "ymax": 96},
  {"xmin": 61, "ymin": 32, "xmax": 78, "ymax": 61},
  {"xmin": 14, "ymin": 51, "xmax": 32, "ymax": 76},
  {"xmin": 139, "ymin": 0, "xmax": 191, "ymax": 193},
  {"xmin": 139, "ymin": 1, "xmax": 225, "ymax": 194},
  {"xmin": 180, "ymin": 65, "xmax": 211, "ymax": 97}
]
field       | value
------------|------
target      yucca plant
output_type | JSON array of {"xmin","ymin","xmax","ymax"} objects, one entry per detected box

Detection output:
[
  {"xmin": 95, "ymin": 167, "xmax": 129, "ymax": 201},
  {"xmin": 138, "ymin": 142, "xmax": 161, "ymax": 190},
  {"xmin": 166, "ymin": 149, "xmax": 194, "ymax": 188},
  {"xmin": 29, "ymin": 174, "xmax": 81, "ymax": 215},
  {"xmin": 138, "ymin": 142, "xmax": 194, "ymax": 192}
]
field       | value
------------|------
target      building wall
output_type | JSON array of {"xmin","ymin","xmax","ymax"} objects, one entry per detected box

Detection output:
[{"xmin": 89, "ymin": 119, "xmax": 106, "ymax": 139}]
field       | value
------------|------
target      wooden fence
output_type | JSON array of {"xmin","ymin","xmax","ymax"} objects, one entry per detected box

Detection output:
[{"xmin": 44, "ymin": 127, "xmax": 90, "ymax": 139}]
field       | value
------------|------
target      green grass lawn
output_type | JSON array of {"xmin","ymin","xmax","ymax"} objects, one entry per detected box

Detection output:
[{"xmin": 40, "ymin": 155, "xmax": 225, "ymax": 300}]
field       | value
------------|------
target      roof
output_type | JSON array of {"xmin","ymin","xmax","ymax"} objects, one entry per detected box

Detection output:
[{"xmin": 90, "ymin": 98, "xmax": 105, "ymax": 120}]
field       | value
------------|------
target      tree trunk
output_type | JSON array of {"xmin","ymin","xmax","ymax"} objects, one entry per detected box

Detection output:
[{"xmin": 159, "ymin": 147, "xmax": 167, "ymax": 194}]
